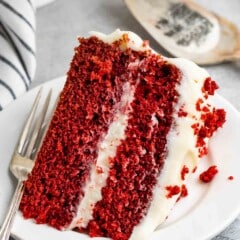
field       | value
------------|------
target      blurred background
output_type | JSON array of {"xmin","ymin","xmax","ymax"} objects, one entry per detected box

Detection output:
[{"xmin": 34, "ymin": 0, "xmax": 240, "ymax": 115}]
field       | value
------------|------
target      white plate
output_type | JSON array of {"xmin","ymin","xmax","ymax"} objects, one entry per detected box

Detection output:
[{"xmin": 1, "ymin": 76, "xmax": 240, "ymax": 240}]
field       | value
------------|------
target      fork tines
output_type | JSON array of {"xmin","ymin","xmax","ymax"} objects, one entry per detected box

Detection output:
[{"xmin": 16, "ymin": 88, "xmax": 52, "ymax": 161}]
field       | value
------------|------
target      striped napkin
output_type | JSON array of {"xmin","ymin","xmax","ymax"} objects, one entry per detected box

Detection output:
[{"xmin": 0, "ymin": 0, "xmax": 36, "ymax": 110}]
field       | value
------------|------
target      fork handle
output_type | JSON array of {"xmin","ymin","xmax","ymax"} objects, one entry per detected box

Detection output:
[{"xmin": 0, "ymin": 181, "xmax": 24, "ymax": 240}]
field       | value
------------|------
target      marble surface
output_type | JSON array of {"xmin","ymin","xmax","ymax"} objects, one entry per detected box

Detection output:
[{"xmin": 12, "ymin": 0, "xmax": 240, "ymax": 239}]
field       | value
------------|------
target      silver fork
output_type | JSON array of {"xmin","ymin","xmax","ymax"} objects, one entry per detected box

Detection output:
[{"xmin": 0, "ymin": 88, "xmax": 52, "ymax": 240}]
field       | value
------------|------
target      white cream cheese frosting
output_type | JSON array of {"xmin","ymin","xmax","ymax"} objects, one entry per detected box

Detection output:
[{"xmin": 68, "ymin": 82, "xmax": 136, "ymax": 229}]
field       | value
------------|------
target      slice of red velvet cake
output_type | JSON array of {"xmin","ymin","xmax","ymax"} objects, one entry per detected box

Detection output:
[{"xmin": 20, "ymin": 30, "xmax": 226, "ymax": 240}]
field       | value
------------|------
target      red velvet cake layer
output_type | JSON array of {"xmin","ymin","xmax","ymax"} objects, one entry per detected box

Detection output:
[
  {"xmin": 87, "ymin": 55, "xmax": 181, "ymax": 239},
  {"xmin": 20, "ymin": 37, "xmax": 136, "ymax": 229}
]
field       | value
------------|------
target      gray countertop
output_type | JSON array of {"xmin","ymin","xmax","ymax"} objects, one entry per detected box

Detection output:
[{"xmin": 19, "ymin": 0, "xmax": 240, "ymax": 239}]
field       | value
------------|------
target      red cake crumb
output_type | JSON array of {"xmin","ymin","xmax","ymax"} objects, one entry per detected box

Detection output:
[
  {"xmin": 228, "ymin": 176, "xmax": 234, "ymax": 180},
  {"xmin": 142, "ymin": 40, "xmax": 149, "ymax": 47},
  {"xmin": 178, "ymin": 106, "xmax": 188, "ymax": 117},
  {"xmin": 192, "ymin": 106, "xmax": 226, "ymax": 158},
  {"xmin": 202, "ymin": 77, "xmax": 219, "ymax": 97},
  {"xmin": 199, "ymin": 165, "xmax": 218, "ymax": 183},
  {"xmin": 180, "ymin": 185, "xmax": 188, "ymax": 198},
  {"xmin": 192, "ymin": 166, "xmax": 197, "ymax": 173},
  {"xmin": 196, "ymin": 98, "xmax": 204, "ymax": 111},
  {"xmin": 177, "ymin": 185, "xmax": 189, "ymax": 202},
  {"xmin": 96, "ymin": 166, "xmax": 104, "ymax": 174},
  {"xmin": 181, "ymin": 165, "xmax": 189, "ymax": 180},
  {"xmin": 166, "ymin": 185, "xmax": 181, "ymax": 198},
  {"xmin": 191, "ymin": 78, "xmax": 226, "ymax": 158}
]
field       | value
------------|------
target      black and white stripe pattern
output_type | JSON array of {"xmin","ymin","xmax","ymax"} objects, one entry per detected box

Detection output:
[{"xmin": 0, "ymin": 0, "xmax": 36, "ymax": 110}]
